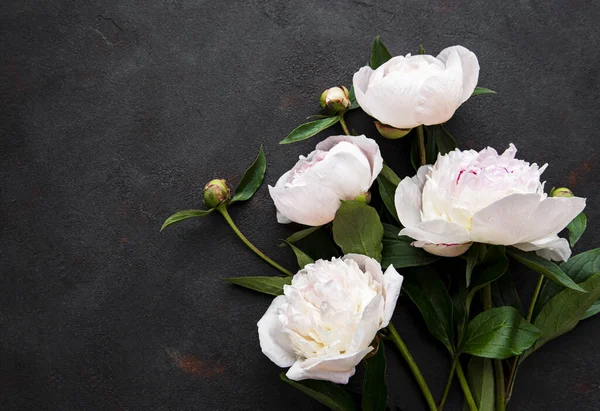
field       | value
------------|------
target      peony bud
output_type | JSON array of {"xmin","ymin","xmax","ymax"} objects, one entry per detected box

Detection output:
[
  {"xmin": 320, "ymin": 86, "xmax": 351, "ymax": 114},
  {"xmin": 374, "ymin": 121, "xmax": 412, "ymax": 139},
  {"xmin": 550, "ymin": 187, "xmax": 574, "ymax": 198},
  {"xmin": 203, "ymin": 179, "xmax": 230, "ymax": 208}
]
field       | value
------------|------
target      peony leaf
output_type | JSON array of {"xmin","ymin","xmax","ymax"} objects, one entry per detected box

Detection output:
[
  {"xmin": 507, "ymin": 248, "xmax": 586, "ymax": 293},
  {"xmin": 381, "ymin": 224, "xmax": 440, "ymax": 268},
  {"xmin": 280, "ymin": 116, "xmax": 340, "ymax": 144},
  {"xmin": 470, "ymin": 246, "xmax": 509, "ymax": 290},
  {"xmin": 491, "ymin": 271, "xmax": 524, "ymax": 315},
  {"xmin": 332, "ymin": 201, "xmax": 384, "ymax": 262},
  {"xmin": 424, "ymin": 124, "xmax": 457, "ymax": 158},
  {"xmin": 293, "ymin": 226, "xmax": 341, "ymax": 262},
  {"xmin": 280, "ymin": 373, "xmax": 358, "ymax": 411},
  {"xmin": 465, "ymin": 357, "xmax": 495, "ymax": 411},
  {"xmin": 362, "ymin": 342, "xmax": 388, "ymax": 411},
  {"xmin": 280, "ymin": 226, "xmax": 321, "ymax": 246},
  {"xmin": 460, "ymin": 307, "xmax": 541, "ymax": 359},
  {"xmin": 567, "ymin": 212, "xmax": 587, "ymax": 247},
  {"xmin": 402, "ymin": 266, "xmax": 454, "ymax": 353},
  {"xmin": 472, "ymin": 87, "xmax": 497, "ymax": 96},
  {"xmin": 223, "ymin": 276, "xmax": 291, "ymax": 296},
  {"xmin": 410, "ymin": 136, "xmax": 420, "ymax": 171},
  {"xmin": 377, "ymin": 164, "xmax": 401, "ymax": 223},
  {"xmin": 348, "ymin": 85, "xmax": 360, "ymax": 110},
  {"xmin": 582, "ymin": 300, "xmax": 600, "ymax": 320},
  {"xmin": 230, "ymin": 145, "xmax": 266, "ymax": 203},
  {"xmin": 283, "ymin": 241, "xmax": 314, "ymax": 269},
  {"xmin": 369, "ymin": 35, "xmax": 392, "ymax": 69},
  {"xmin": 465, "ymin": 243, "xmax": 486, "ymax": 287},
  {"xmin": 160, "ymin": 209, "xmax": 213, "ymax": 231}
]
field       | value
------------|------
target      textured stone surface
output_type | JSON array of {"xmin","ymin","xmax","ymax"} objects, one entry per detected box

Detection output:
[{"xmin": 1, "ymin": 1, "xmax": 599, "ymax": 410}]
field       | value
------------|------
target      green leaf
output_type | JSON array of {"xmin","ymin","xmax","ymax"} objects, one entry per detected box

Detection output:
[
  {"xmin": 452, "ymin": 281, "xmax": 469, "ymax": 343},
  {"xmin": 403, "ymin": 267, "xmax": 454, "ymax": 353},
  {"xmin": 567, "ymin": 212, "xmax": 587, "ymax": 247},
  {"xmin": 410, "ymin": 135, "xmax": 420, "ymax": 171},
  {"xmin": 527, "ymin": 272, "xmax": 600, "ymax": 356},
  {"xmin": 294, "ymin": 226, "xmax": 341, "ymax": 261},
  {"xmin": 223, "ymin": 276, "xmax": 291, "ymax": 296},
  {"xmin": 280, "ymin": 373, "xmax": 357, "ymax": 411},
  {"xmin": 465, "ymin": 357, "xmax": 495, "ymax": 411},
  {"xmin": 472, "ymin": 87, "xmax": 497, "ymax": 96},
  {"xmin": 332, "ymin": 201, "xmax": 384, "ymax": 262},
  {"xmin": 417, "ymin": 44, "xmax": 426, "ymax": 55},
  {"xmin": 377, "ymin": 164, "xmax": 401, "ymax": 224},
  {"xmin": 369, "ymin": 35, "xmax": 392, "ymax": 69},
  {"xmin": 460, "ymin": 307, "xmax": 541, "ymax": 359},
  {"xmin": 230, "ymin": 146, "xmax": 267, "ymax": 203},
  {"xmin": 491, "ymin": 271, "xmax": 523, "ymax": 314},
  {"xmin": 507, "ymin": 248, "xmax": 586, "ymax": 293},
  {"xmin": 465, "ymin": 243, "xmax": 486, "ymax": 287},
  {"xmin": 281, "ymin": 226, "xmax": 321, "ymax": 245},
  {"xmin": 283, "ymin": 241, "xmax": 314, "ymax": 269},
  {"xmin": 425, "ymin": 129, "xmax": 437, "ymax": 164},
  {"xmin": 582, "ymin": 300, "xmax": 600, "ymax": 320},
  {"xmin": 425, "ymin": 124, "xmax": 457, "ymax": 156},
  {"xmin": 348, "ymin": 86, "xmax": 360, "ymax": 110},
  {"xmin": 362, "ymin": 344, "xmax": 388, "ymax": 411},
  {"xmin": 280, "ymin": 116, "xmax": 340, "ymax": 144},
  {"xmin": 381, "ymin": 224, "xmax": 440, "ymax": 268},
  {"xmin": 535, "ymin": 248, "xmax": 600, "ymax": 316},
  {"xmin": 470, "ymin": 246, "xmax": 509, "ymax": 290},
  {"xmin": 160, "ymin": 209, "xmax": 213, "ymax": 231}
]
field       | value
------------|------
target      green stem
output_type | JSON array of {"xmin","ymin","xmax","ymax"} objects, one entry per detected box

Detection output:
[
  {"xmin": 456, "ymin": 360, "xmax": 478, "ymax": 411},
  {"xmin": 339, "ymin": 113, "xmax": 350, "ymax": 135},
  {"xmin": 417, "ymin": 125, "xmax": 426, "ymax": 165},
  {"xmin": 505, "ymin": 274, "xmax": 545, "ymax": 403},
  {"xmin": 217, "ymin": 205, "xmax": 294, "ymax": 276},
  {"xmin": 437, "ymin": 356, "xmax": 458, "ymax": 411},
  {"xmin": 386, "ymin": 322, "xmax": 437, "ymax": 411}
]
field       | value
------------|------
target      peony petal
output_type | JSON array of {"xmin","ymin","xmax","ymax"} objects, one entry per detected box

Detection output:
[
  {"xmin": 381, "ymin": 265, "xmax": 403, "ymax": 328},
  {"xmin": 342, "ymin": 254, "xmax": 384, "ymax": 283},
  {"xmin": 257, "ymin": 296, "xmax": 296, "ymax": 367},
  {"xmin": 276, "ymin": 210, "xmax": 292, "ymax": 224},
  {"xmin": 437, "ymin": 45, "xmax": 480, "ymax": 104},
  {"xmin": 414, "ymin": 241, "xmax": 473, "ymax": 257},
  {"xmin": 471, "ymin": 193, "xmax": 586, "ymax": 245},
  {"xmin": 268, "ymin": 184, "xmax": 341, "ymax": 226},
  {"xmin": 400, "ymin": 219, "xmax": 471, "ymax": 244},
  {"xmin": 286, "ymin": 347, "xmax": 373, "ymax": 384},
  {"xmin": 395, "ymin": 175, "xmax": 424, "ymax": 228},
  {"xmin": 350, "ymin": 294, "xmax": 383, "ymax": 349},
  {"xmin": 513, "ymin": 236, "xmax": 572, "ymax": 262}
]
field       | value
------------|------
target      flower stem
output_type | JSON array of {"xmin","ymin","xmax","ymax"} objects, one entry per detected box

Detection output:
[
  {"xmin": 339, "ymin": 113, "xmax": 350, "ymax": 135},
  {"xmin": 456, "ymin": 360, "xmax": 478, "ymax": 411},
  {"xmin": 216, "ymin": 204, "xmax": 294, "ymax": 276},
  {"xmin": 437, "ymin": 356, "xmax": 458, "ymax": 411},
  {"xmin": 505, "ymin": 274, "xmax": 544, "ymax": 403},
  {"xmin": 386, "ymin": 322, "xmax": 437, "ymax": 411},
  {"xmin": 417, "ymin": 125, "xmax": 427, "ymax": 165}
]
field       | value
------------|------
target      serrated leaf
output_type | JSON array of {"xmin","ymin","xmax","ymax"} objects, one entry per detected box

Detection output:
[
  {"xmin": 160, "ymin": 209, "xmax": 213, "ymax": 231},
  {"xmin": 403, "ymin": 267, "xmax": 454, "ymax": 353},
  {"xmin": 381, "ymin": 224, "xmax": 440, "ymax": 268},
  {"xmin": 491, "ymin": 271, "xmax": 523, "ymax": 314},
  {"xmin": 280, "ymin": 373, "xmax": 358, "ymax": 411},
  {"xmin": 332, "ymin": 201, "xmax": 384, "ymax": 262},
  {"xmin": 369, "ymin": 35, "xmax": 392, "ymax": 69},
  {"xmin": 362, "ymin": 343, "xmax": 388, "ymax": 411},
  {"xmin": 465, "ymin": 357, "xmax": 495, "ymax": 411},
  {"xmin": 567, "ymin": 212, "xmax": 587, "ymax": 247},
  {"xmin": 223, "ymin": 276, "xmax": 291, "ymax": 296},
  {"xmin": 472, "ymin": 87, "xmax": 496, "ymax": 96},
  {"xmin": 507, "ymin": 248, "xmax": 586, "ymax": 293},
  {"xmin": 377, "ymin": 164, "xmax": 400, "ymax": 223},
  {"xmin": 230, "ymin": 146, "xmax": 266, "ymax": 203},
  {"xmin": 283, "ymin": 241, "xmax": 314, "ymax": 269},
  {"xmin": 280, "ymin": 116, "xmax": 340, "ymax": 144},
  {"xmin": 280, "ymin": 226, "xmax": 321, "ymax": 246}
]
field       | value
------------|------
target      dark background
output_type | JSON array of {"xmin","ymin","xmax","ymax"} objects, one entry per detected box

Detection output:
[{"xmin": 2, "ymin": 1, "xmax": 599, "ymax": 410}]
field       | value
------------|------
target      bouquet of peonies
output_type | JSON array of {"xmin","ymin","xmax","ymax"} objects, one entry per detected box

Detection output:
[{"xmin": 161, "ymin": 37, "xmax": 596, "ymax": 411}]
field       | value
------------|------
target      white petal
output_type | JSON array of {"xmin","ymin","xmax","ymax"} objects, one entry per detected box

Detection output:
[
  {"xmin": 471, "ymin": 193, "xmax": 586, "ymax": 245},
  {"xmin": 395, "ymin": 176, "xmax": 424, "ymax": 228},
  {"xmin": 381, "ymin": 265, "xmax": 403, "ymax": 328},
  {"xmin": 437, "ymin": 45, "xmax": 480, "ymax": 104},
  {"xmin": 342, "ymin": 254, "xmax": 384, "ymax": 282},
  {"xmin": 513, "ymin": 236, "xmax": 572, "ymax": 262},
  {"xmin": 257, "ymin": 296, "xmax": 296, "ymax": 367},
  {"xmin": 400, "ymin": 219, "xmax": 471, "ymax": 244},
  {"xmin": 415, "ymin": 241, "xmax": 473, "ymax": 257},
  {"xmin": 285, "ymin": 347, "xmax": 372, "ymax": 384},
  {"xmin": 350, "ymin": 294, "xmax": 383, "ymax": 349},
  {"xmin": 268, "ymin": 184, "xmax": 341, "ymax": 226},
  {"xmin": 276, "ymin": 210, "xmax": 292, "ymax": 224}
]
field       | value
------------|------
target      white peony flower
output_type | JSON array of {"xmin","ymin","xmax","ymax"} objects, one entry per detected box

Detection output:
[
  {"xmin": 257, "ymin": 254, "xmax": 403, "ymax": 384},
  {"xmin": 269, "ymin": 135, "xmax": 383, "ymax": 226},
  {"xmin": 353, "ymin": 46, "xmax": 479, "ymax": 129},
  {"xmin": 395, "ymin": 144, "xmax": 586, "ymax": 261}
]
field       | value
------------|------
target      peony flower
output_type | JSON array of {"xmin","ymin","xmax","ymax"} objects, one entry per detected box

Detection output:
[
  {"xmin": 269, "ymin": 135, "xmax": 383, "ymax": 226},
  {"xmin": 395, "ymin": 144, "xmax": 586, "ymax": 261},
  {"xmin": 257, "ymin": 254, "xmax": 402, "ymax": 384},
  {"xmin": 353, "ymin": 46, "xmax": 479, "ymax": 129}
]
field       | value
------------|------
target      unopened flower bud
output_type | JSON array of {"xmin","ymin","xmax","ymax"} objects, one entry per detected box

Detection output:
[
  {"xmin": 355, "ymin": 192, "xmax": 371, "ymax": 204},
  {"xmin": 203, "ymin": 179, "xmax": 230, "ymax": 208},
  {"xmin": 320, "ymin": 86, "xmax": 351, "ymax": 114},
  {"xmin": 550, "ymin": 187, "xmax": 574, "ymax": 198},
  {"xmin": 374, "ymin": 121, "xmax": 412, "ymax": 139}
]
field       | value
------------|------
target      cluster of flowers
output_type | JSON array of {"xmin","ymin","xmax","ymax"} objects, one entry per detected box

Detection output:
[{"xmin": 162, "ymin": 40, "xmax": 594, "ymax": 411}]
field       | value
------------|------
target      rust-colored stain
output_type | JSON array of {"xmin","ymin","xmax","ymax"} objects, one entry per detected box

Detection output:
[
  {"xmin": 167, "ymin": 350, "xmax": 225, "ymax": 378},
  {"xmin": 573, "ymin": 380, "xmax": 597, "ymax": 394},
  {"xmin": 568, "ymin": 160, "xmax": 593, "ymax": 187}
]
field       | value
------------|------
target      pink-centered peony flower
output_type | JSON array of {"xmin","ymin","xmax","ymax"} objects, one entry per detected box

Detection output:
[
  {"xmin": 269, "ymin": 135, "xmax": 383, "ymax": 226},
  {"xmin": 257, "ymin": 254, "xmax": 402, "ymax": 384},
  {"xmin": 353, "ymin": 46, "xmax": 479, "ymax": 129},
  {"xmin": 395, "ymin": 144, "xmax": 586, "ymax": 261}
]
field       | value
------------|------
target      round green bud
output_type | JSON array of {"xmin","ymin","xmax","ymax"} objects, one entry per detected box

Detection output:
[
  {"xmin": 320, "ymin": 86, "xmax": 351, "ymax": 114},
  {"xmin": 550, "ymin": 187, "xmax": 574, "ymax": 198},
  {"xmin": 203, "ymin": 179, "xmax": 230, "ymax": 208},
  {"xmin": 374, "ymin": 121, "xmax": 412, "ymax": 139}
]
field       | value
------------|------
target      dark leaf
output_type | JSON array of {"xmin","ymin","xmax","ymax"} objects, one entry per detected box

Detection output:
[
  {"xmin": 332, "ymin": 201, "xmax": 384, "ymax": 262},
  {"xmin": 582, "ymin": 300, "xmax": 600, "ymax": 320},
  {"xmin": 377, "ymin": 164, "xmax": 401, "ymax": 223},
  {"xmin": 369, "ymin": 35, "xmax": 392, "ymax": 69},
  {"xmin": 472, "ymin": 87, "xmax": 497, "ymax": 96},
  {"xmin": 491, "ymin": 271, "xmax": 523, "ymax": 314},
  {"xmin": 410, "ymin": 136, "xmax": 420, "ymax": 171},
  {"xmin": 465, "ymin": 357, "xmax": 495, "ymax": 411},
  {"xmin": 281, "ymin": 226, "xmax": 321, "ymax": 245},
  {"xmin": 283, "ymin": 241, "xmax": 314, "ymax": 269},
  {"xmin": 470, "ymin": 246, "xmax": 509, "ymax": 290},
  {"xmin": 362, "ymin": 343, "xmax": 388, "ymax": 411},
  {"xmin": 425, "ymin": 124, "xmax": 457, "ymax": 156},
  {"xmin": 567, "ymin": 212, "xmax": 587, "ymax": 247},
  {"xmin": 465, "ymin": 243, "xmax": 486, "ymax": 287},
  {"xmin": 280, "ymin": 374, "xmax": 358, "ymax": 411},
  {"xmin": 160, "ymin": 209, "xmax": 213, "ymax": 231},
  {"xmin": 452, "ymin": 280, "xmax": 469, "ymax": 343},
  {"xmin": 230, "ymin": 146, "xmax": 267, "ymax": 203},
  {"xmin": 280, "ymin": 116, "xmax": 340, "ymax": 144},
  {"xmin": 382, "ymin": 224, "xmax": 440, "ymax": 268},
  {"xmin": 294, "ymin": 226, "xmax": 341, "ymax": 261},
  {"xmin": 223, "ymin": 276, "xmax": 292, "ymax": 296},
  {"xmin": 349, "ymin": 85, "xmax": 360, "ymax": 110}
]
